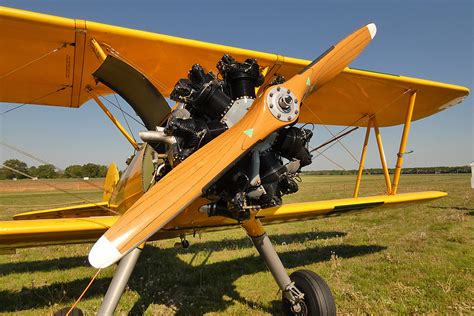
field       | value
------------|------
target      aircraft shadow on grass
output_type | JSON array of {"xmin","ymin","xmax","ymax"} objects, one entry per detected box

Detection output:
[{"xmin": 0, "ymin": 230, "xmax": 385, "ymax": 315}]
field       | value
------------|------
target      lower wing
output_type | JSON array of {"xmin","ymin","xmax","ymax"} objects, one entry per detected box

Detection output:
[{"xmin": 0, "ymin": 191, "xmax": 446, "ymax": 252}]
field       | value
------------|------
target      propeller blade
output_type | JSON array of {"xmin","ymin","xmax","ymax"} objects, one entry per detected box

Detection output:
[
  {"xmin": 88, "ymin": 23, "xmax": 376, "ymax": 269},
  {"xmin": 284, "ymin": 23, "xmax": 376, "ymax": 103}
]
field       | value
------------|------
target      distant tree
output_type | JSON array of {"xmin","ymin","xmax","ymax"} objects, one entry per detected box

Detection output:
[
  {"xmin": 28, "ymin": 166, "xmax": 39, "ymax": 178},
  {"xmin": 98, "ymin": 165, "xmax": 108, "ymax": 177},
  {"xmin": 0, "ymin": 159, "xmax": 29, "ymax": 179},
  {"xmin": 36, "ymin": 164, "xmax": 58, "ymax": 179},
  {"xmin": 82, "ymin": 163, "xmax": 101, "ymax": 177},
  {"xmin": 65, "ymin": 165, "xmax": 83, "ymax": 178}
]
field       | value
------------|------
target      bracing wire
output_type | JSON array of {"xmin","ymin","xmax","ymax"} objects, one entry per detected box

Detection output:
[
  {"xmin": 99, "ymin": 94, "xmax": 146, "ymax": 128},
  {"xmin": 0, "ymin": 86, "xmax": 71, "ymax": 116},
  {"xmin": 113, "ymin": 93, "xmax": 137, "ymax": 142},
  {"xmin": 0, "ymin": 43, "xmax": 68, "ymax": 80},
  {"xmin": 311, "ymin": 126, "xmax": 359, "ymax": 154},
  {"xmin": 1, "ymin": 164, "xmax": 120, "ymax": 215},
  {"xmin": 304, "ymin": 88, "xmax": 414, "ymax": 170},
  {"xmin": 0, "ymin": 141, "xmax": 110, "ymax": 194},
  {"xmin": 314, "ymin": 149, "xmax": 346, "ymax": 170}
]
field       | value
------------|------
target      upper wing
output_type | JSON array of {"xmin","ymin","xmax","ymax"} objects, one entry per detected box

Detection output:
[{"xmin": 0, "ymin": 6, "xmax": 469, "ymax": 127}]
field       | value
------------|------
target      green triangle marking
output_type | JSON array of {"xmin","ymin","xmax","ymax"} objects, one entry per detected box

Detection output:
[
  {"xmin": 306, "ymin": 77, "xmax": 311, "ymax": 86},
  {"xmin": 243, "ymin": 128, "xmax": 254, "ymax": 137}
]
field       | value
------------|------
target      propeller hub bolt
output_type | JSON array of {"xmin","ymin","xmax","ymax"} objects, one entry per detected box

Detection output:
[
  {"xmin": 278, "ymin": 95, "xmax": 293, "ymax": 112},
  {"xmin": 277, "ymin": 87, "xmax": 281, "ymax": 91}
]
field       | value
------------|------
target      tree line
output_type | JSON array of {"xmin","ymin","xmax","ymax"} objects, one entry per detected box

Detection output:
[
  {"xmin": 0, "ymin": 159, "xmax": 108, "ymax": 180},
  {"xmin": 0, "ymin": 159, "xmax": 471, "ymax": 180},
  {"xmin": 304, "ymin": 166, "xmax": 472, "ymax": 176}
]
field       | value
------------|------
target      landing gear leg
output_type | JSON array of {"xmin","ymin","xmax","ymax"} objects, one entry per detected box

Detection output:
[
  {"xmin": 241, "ymin": 216, "xmax": 304, "ymax": 313},
  {"xmin": 241, "ymin": 216, "xmax": 336, "ymax": 315},
  {"xmin": 97, "ymin": 245, "xmax": 143, "ymax": 316}
]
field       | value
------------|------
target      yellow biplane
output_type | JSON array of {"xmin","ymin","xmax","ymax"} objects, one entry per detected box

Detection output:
[{"xmin": 0, "ymin": 6, "xmax": 469, "ymax": 315}]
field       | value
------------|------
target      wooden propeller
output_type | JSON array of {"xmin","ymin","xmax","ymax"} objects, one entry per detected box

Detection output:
[{"xmin": 89, "ymin": 23, "xmax": 377, "ymax": 268}]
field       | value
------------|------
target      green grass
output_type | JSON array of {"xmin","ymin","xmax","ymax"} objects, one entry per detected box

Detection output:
[{"xmin": 0, "ymin": 174, "xmax": 472, "ymax": 314}]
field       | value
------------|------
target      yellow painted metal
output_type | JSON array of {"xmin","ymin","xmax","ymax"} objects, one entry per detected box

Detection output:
[
  {"xmin": 241, "ymin": 214, "xmax": 266, "ymax": 237},
  {"xmin": 102, "ymin": 163, "xmax": 120, "ymax": 202},
  {"xmin": 373, "ymin": 116, "xmax": 392, "ymax": 193},
  {"xmin": 89, "ymin": 90, "xmax": 140, "ymax": 150},
  {"xmin": 12, "ymin": 202, "xmax": 112, "ymax": 220},
  {"xmin": 0, "ymin": 6, "xmax": 469, "ymax": 127},
  {"xmin": 391, "ymin": 92, "xmax": 417, "ymax": 195},
  {"xmin": 0, "ymin": 191, "xmax": 447, "ymax": 250},
  {"xmin": 71, "ymin": 19, "xmax": 86, "ymax": 107},
  {"xmin": 257, "ymin": 191, "xmax": 446, "ymax": 221},
  {"xmin": 0, "ymin": 216, "xmax": 118, "ymax": 249},
  {"xmin": 92, "ymin": 24, "xmax": 375, "ymax": 264},
  {"xmin": 255, "ymin": 66, "xmax": 269, "ymax": 96},
  {"xmin": 90, "ymin": 38, "xmax": 106, "ymax": 62},
  {"xmin": 353, "ymin": 119, "xmax": 372, "ymax": 198}
]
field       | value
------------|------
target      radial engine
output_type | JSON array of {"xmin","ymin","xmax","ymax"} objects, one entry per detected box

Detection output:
[{"xmin": 139, "ymin": 55, "xmax": 313, "ymax": 220}]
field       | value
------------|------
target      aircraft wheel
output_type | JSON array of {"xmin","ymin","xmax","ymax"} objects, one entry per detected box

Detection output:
[
  {"xmin": 282, "ymin": 270, "xmax": 336, "ymax": 316},
  {"xmin": 53, "ymin": 307, "xmax": 84, "ymax": 316}
]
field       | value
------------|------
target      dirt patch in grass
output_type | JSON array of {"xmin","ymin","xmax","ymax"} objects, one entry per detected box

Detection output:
[{"xmin": 0, "ymin": 179, "xmax": 104, "ymax": 193}]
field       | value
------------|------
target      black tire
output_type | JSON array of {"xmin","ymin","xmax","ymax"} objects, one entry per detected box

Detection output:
[{"xmin": 282, "ymin": 269, "xmax": 336, "ymax": 316}]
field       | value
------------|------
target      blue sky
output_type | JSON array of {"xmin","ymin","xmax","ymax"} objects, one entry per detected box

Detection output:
[{"xmin": 1, "ymin": 0, "xmax": 472, "ymax": 170}]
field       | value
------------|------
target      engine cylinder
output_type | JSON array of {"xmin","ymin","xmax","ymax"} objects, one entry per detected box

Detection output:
[{"xmin": 217, "ymin": 55, "xmax": 264, "ymax": 99}]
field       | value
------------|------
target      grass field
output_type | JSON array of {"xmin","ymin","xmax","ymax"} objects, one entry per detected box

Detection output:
[{"xmin": 0, "ymin": 174, "xmax": 472, "ymax": 314}]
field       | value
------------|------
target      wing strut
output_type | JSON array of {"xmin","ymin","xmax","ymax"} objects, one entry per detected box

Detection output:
[
  {"xmin": 87, "ymin": 88, "xmax": 140, "ymax": 150},
  {"xmin": 352, "ymin": 91, "xmax": 418, "ymax": 196},
  {"xmin": 353, "ymin": 119, "xmax": 372, "ymax": 198},
  {"xmin": 391, "ymin": 92, "xmax": 417, "ymax": 194}
]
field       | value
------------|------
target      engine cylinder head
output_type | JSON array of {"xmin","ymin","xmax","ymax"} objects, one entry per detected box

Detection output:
[
  {"xmin": 217, "ymin": 55, "xmax": 264, "ymax": 99},
  {"xmin": 170, "ymin": 77, "xmax": 231, "ymax": 120}
]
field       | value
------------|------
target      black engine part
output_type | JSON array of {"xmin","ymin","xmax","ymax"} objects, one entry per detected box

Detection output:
[
  {"xmin": 217, "ymin": 54, "xmax": 264, "ymax": 99},
  {"xmin": 170, "ymin": 64, "xmax": 230, "ymax": 120},
  {"xmin": 162, "ymin": 55, "xmax": 314, "ymax": 216},
  {"xmin": 274, "ymin": 127, "xmax": 313, "ymax": 167}
]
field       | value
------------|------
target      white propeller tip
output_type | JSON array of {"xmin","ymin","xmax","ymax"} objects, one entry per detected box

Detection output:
[
  {"xmin": 367, "ymin": 23, "xmax": 377, "ymax": 39},
  {"xmin": 89, "ymin": 235, "xmax": 122, "ymax": 268}
]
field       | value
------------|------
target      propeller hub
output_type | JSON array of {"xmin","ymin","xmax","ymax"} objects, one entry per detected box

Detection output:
[{"xmin": 266, "ymin": 87, "xmax": 299, "ymax": 122}]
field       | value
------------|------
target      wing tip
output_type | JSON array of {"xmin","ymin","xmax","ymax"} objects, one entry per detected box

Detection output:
[
  {"xmin": 88, "ymin": 235, "xmax": 122, "ymax": 269},
  {"xmin": 367, "ymin": 23, "xmax": 377, "ymax": 39}
]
